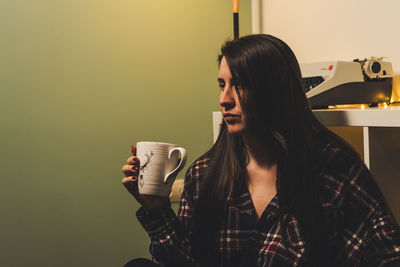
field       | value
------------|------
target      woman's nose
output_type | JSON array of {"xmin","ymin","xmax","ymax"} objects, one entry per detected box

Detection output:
[{"xmin": 219, "ymin": 89, "xmax": 235, "ymax": 109}]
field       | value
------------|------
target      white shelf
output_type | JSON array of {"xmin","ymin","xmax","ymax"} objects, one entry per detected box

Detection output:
[{"xmin": 312, "ymin": 106, "xmax": 400, "ymax": 127}]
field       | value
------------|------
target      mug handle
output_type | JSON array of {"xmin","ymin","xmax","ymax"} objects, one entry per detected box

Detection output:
[{"xmin": 164, "ymin": 147, "xmax": 187, "ymax": 183}]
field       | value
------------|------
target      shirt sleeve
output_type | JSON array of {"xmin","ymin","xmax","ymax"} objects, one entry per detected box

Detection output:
[
  {"xmin": 338, "ymin": 158, "xmax": 400, "ymax": 266},
  {"xmin": 136, "ymin": 162, "xmax": 201, "ymax": 266}
]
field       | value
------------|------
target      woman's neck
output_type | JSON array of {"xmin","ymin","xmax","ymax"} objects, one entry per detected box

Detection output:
[
  {"xmin": 243, "ymin": 134, "xmax": 275, "ymax": 169},
  {"xmin": 242, "ymin": 134, "xmax": 277, "ymax": 219}
]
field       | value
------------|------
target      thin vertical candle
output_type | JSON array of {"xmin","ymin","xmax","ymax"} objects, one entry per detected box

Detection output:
[{"xmin": 233, "ymin": 0, "xmax": 239, "ymax": 39}]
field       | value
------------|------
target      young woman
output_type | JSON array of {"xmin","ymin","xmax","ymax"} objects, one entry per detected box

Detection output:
[{"xmin": 122, "ymin": 34, "xmax": 400, "ymax": 267}]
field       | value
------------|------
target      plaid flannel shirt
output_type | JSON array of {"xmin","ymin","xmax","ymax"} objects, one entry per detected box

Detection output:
[{"xmin": 137, "ymin": 144, "xmax": 400, "ymax": 266}]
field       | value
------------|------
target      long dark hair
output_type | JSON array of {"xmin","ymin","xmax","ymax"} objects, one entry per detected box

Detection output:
[{"xmin": 192, "ymin": 34, "xmax": 361, "ymax": 266}]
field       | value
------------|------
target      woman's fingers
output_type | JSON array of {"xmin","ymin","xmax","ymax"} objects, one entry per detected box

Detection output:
[
  {"xmin": 122, "ymin": 176, "xmax": 138, "ymax": 185},
  {"xmin": 121, "ymin": 176, "xmax": 137, "ymax": 192},
  {"xmin": 126, "ymin": 156, "xmax": 140, "ymax": 165},
  {"xmin": 121, "ymin": 164, "xmax": 139, "ymax": 177},
  {"xmin": 121, "ymin": 145, "xmax": 143, "ymax": 204}
]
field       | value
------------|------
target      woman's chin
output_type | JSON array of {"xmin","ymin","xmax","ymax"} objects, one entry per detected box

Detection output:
[{"xmin": 227, "ymin": 125, "xmax": 246, "ymax": 136}]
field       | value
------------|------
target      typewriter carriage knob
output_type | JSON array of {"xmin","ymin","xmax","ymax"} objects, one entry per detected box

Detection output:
[{"xmin": 362, "ymin": 57, "xmax": 392, "ymax": 80}]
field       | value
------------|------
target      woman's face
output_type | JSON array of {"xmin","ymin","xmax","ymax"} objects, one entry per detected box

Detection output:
[{"xmin": 218, "ymin": 57, "xmax": 247, "ymax": 135}]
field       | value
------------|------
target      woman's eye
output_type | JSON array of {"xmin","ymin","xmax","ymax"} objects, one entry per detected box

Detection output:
[
  {"xmin": 233, "ymin": 83, "xmax": 242, "ymax": 90},
  {"xmin": 218, "ymin": 82, "xmax": 225, "ymax": 90}
]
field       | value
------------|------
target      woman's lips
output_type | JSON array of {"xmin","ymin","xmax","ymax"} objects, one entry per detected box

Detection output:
[{"xmin": 223, "ymin": 114, "xmax": 240, "ymax": 123}]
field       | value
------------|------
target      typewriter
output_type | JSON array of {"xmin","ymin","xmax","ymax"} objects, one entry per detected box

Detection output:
[{"xmin": 300, "ymin": 57, "xmax": 393, "ymax": 108}]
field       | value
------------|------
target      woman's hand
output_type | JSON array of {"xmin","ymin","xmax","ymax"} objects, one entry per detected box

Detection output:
[{"xmin": 121, "ymin": 145, "xmax": 169, "ymax": 212}]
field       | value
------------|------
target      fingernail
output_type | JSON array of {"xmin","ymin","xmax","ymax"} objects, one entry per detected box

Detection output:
[
  {"xmin": 132, "ymin": 166, "xmax": 138, "ymax": 171},
  {"xmin": 132, "ymin": 157, "xmax": 139, "ymax": 162}
]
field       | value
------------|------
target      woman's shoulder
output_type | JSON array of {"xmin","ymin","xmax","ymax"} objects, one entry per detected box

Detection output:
[
  {"xmin": 318, "ymin": 143, "xmax": 365, "ymax": 198},
  {"xmin": 319, "ymin": 143, "xmax": 364, "ymax": 178},
  {"xmin": 319, "ymin": 143, "xmax": 381, "ymax": 209}
]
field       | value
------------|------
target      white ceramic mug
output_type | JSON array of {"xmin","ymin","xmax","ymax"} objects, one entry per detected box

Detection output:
[{"xmin": 136, "ymin": 142, "xmax": 187, "ymax": 196}]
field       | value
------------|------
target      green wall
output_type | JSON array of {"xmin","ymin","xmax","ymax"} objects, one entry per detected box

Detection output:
[{"xmin": 0, "ymin": 1, "xmax": 251, "ymax": 266}]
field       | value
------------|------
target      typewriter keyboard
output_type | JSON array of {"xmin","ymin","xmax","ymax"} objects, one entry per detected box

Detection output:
[{"xmin": 303, "ymin": 76, "xmax": 324, "ymax": 92}]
